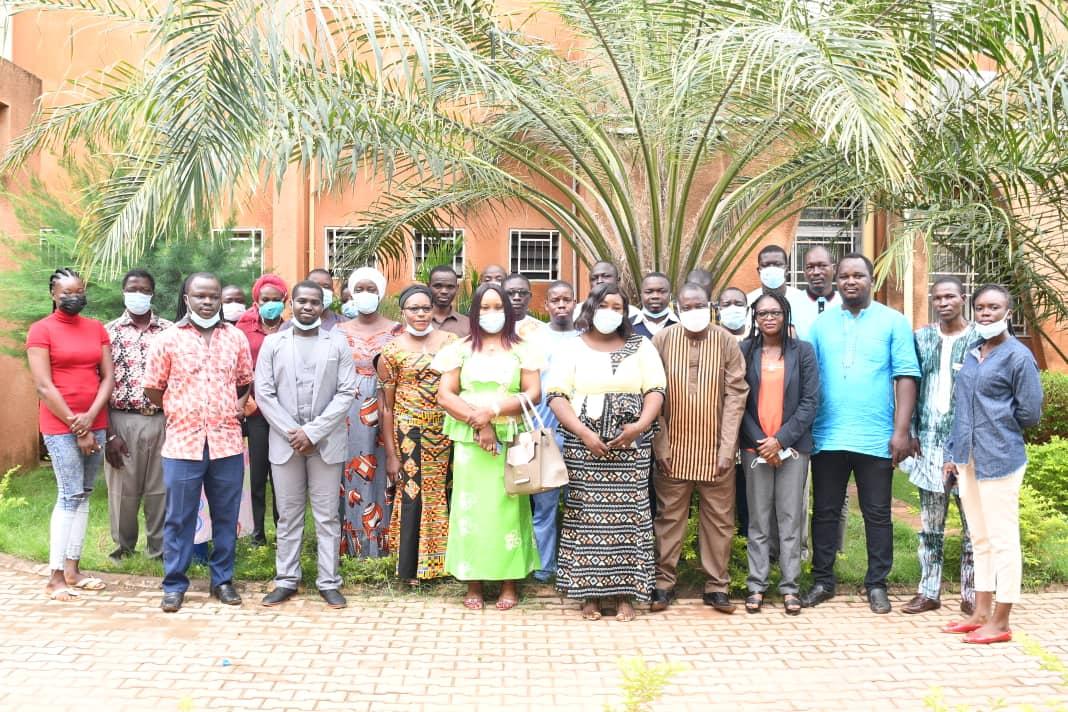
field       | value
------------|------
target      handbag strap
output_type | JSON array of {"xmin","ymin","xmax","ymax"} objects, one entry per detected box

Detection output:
[{"xmin": 517, "ymin": 392, "xmax": 545, "ymax": 431}]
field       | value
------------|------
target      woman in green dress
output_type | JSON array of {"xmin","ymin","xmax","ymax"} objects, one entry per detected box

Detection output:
[{"xmin": 431, "ymin": 283, "xmax": 543, "ymax": 610}]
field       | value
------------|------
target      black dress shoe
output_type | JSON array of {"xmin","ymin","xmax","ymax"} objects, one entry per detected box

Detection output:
[
  {"xmin": 649, "ymin": 588, "xmax": 676, "ymax": 612},
  {"xmin": 901, "ymin": 594, "xmax": 941, "ymax": 614},
  {"xmin": 211, "ymin": 582, "xmax": 242, "ymax": 606},
  {"xmin": 868, "ymin": 587, "xmax": 892, "ymax": 614},
  {"xmin": 160, "ymin": 592, "xmax": 184, "ymax": 613},
  {"xmin": 319, "ymin": 588, "xmax": 347, "ymax": 609},
  {"xmin": 261, "ymin": 587, "xmax": 297, "ymax": 607},
  {"xmin": 800, "ymin": 583, "xmax": 836, "ymax": 608},
  {"xmin": 702, "ymin": 591, "xmax": 736, "ymax": 614}
]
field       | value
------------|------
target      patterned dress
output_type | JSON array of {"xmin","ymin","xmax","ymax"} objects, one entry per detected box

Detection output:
[
  {"xmin": 547, "ymin": 334, "xmax": 666, "ymax": 602},
  {"xmin": 338, "ymin": 319, "xmax": 402, "ymax": 558},
  {"xmin": 429, "ymin": 339, "xmax": 543, "ymax": 581},
  {"xmin": 379, "ymin": 334, "xmax": 457, "ymax": 580}
]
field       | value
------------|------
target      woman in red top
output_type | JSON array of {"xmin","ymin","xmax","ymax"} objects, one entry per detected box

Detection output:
[
  {"xmin": 26, "ymin": 268, "xmax": 115, "ymax": 601},
  {"xmin": 235, "ymin": 274, "xmax": 288, "ymax": 545}
]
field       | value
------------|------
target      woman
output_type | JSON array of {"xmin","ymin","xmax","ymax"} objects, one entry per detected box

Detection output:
[
  {"xmin": 548, "ymin": 283, "xmax": 665, "ymax": 622},
  {"xmin": 338, "ymin": 267, "xmax": 402, "ymax": 558},
  {"xmin": 378, "ymin": 285, "xmax": 456, "ymax": 584},
  {"xmin": 26, "ymin": 268, "xmax": 115, "ymax": 600},
  {"xmin": 942, "ymin": 285, "xmax": 1043, "ymax": 644},
  {"xmin": 236, "ymin": 274, "xmax": 288, "ymax": 546},
  {"xmin": 738, "ymin": 293, "xmax": 820, "ymax": 615},
  {"xmin": 431, "ymin": 283, "xmax": 542, "ymax": 610}
]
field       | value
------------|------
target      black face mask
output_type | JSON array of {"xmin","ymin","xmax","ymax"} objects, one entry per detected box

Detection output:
[{"xmin": 57, "ymin": 294, "xmax": 88, "ymax": 315}]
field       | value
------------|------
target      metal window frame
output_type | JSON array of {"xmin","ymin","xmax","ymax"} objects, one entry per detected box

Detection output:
[
  {"xmin": 412, "ymin": 227, "xmax": 465, "ymax": 277},
  {"xmin": 324, "ymin": 226, "xmax": 377, "ymax": 280},
  {"xmin": 926, "ymin": 239, "xmax": 1028, "ymax": 336},
  {"xmin": 508, "ymin": 228, "xmax": 560, "ymax": 282},
  {"xmin": 211, "ymin": 227, "xmax": 264, "ymax": 271},
  {"xmin": 789, "ymin": 203, "xmax": 863, "ymax": 290}
]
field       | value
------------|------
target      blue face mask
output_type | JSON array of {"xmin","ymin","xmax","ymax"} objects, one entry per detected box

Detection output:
[
  {"xmin": 341, "ymin": 301, "xmax": 359, "ymax": 319},
  {"xmin": 259, "ymin": 301, "xmax": 284, "ymax": 321}
]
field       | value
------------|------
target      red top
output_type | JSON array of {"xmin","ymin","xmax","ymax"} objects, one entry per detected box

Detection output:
[
  {"xmin": 234, "ymin": 308, "xmax": 282, "ymax": 416},
  {"xmin": 26, "ymin": 310, "xmax": 111, "ymax": 435},
  {"xmin": 757, "ymin": 357, "xmax": 785, "ymax": 439}
]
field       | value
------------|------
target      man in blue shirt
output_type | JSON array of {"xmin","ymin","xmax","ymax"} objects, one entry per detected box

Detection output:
[{"xmin": 802, "ymin": 253, "xmax": 920, "ymax": 614}]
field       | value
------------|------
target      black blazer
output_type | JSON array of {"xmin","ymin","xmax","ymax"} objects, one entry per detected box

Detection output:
[{"xmin": 738, "ymin": 338, "xmax": 820, "ymax": 454}]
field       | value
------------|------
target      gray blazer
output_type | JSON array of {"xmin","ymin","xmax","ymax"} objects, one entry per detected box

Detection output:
[{"xmin": 254, "ymin": 328, "xmax": 357, "ymax": 466}]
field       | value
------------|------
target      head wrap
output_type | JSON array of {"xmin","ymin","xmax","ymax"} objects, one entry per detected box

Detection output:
[
  {"xmin": 251, "ymin": 274, "xmax": 289, "ymax": 302},
  {"xmin": 348, "ymin": 267, "xmax": 387, "ymax": 297},
  {"xmin": 398, "ymin": 284, "xmax": 433, "ymax": 308}
]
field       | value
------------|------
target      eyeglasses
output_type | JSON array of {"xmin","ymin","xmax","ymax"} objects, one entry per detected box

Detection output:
[
  {"xmin": 755, "ymin": 310, "xmax": 784, "ymax": 319},
  {"xmin": 403, "ymin": 306, "xmax": 433, "ymax": 314},
  {"xmin": 505, "ymin": 289, "xmax": 531, "ymax": 298}
]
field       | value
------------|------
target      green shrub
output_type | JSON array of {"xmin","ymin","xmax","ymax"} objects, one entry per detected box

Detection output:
[
  {"xmin": 1019, "ymin": 484, "xmax": 1068, "ymax": 586},
  {"xmin": 1025, "ymin": 437, "xmax": 1068, "ymax": 515},
  {"xmin": 1026, "ymin": 371, "xmax": 1068, "ymax": 444}
]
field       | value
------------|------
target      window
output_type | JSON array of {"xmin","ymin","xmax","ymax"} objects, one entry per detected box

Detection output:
[
  {"xmin": 212, "ymin": 227, "xmax": 263, "ymax": 270},
  {"xmin": 789, "ymin": 202, "xmax": 863, "ymax": 290},
  {"xmin": 509, "ymin": 229, "xmax": 560, "ymax": 281},
  {"xmin": 413, "ymin": 228, "xmax": 464, "ymax": 277},
  {"xmin": 325, "ymin": 226, "xmax": 377, "ymax": 280},
  {"xmin": 927, "ymin": 240, "xmax": 1028, "ymax": 335}
]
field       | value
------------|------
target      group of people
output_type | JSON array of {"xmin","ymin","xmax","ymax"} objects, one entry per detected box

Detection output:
[{"xmin": 27, "ymin": 245, "xmax": 1042, "ymax": 644}]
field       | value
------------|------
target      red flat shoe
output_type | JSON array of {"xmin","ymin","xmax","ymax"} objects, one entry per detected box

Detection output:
[
  {"xmin": 963, "ymin": 629, "xmax": 1012, "ymax": 645},
  {"xmin": 941, "ymin": 620, "xmax": 982, "ymax": 634}
]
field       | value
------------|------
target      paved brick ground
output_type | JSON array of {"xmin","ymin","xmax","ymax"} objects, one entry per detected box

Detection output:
[{"xmin": 0, "ymin": 565, "xmax": 1065, "ymax": 711}]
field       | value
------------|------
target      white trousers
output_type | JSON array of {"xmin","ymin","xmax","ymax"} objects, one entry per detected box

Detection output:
[{"xmin": 957, "ymin": 459, "xmax": 1024, "ymax": 604}]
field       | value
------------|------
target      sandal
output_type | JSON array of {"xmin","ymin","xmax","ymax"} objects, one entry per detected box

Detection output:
[
  {"xmin": 46, "ymin": 587, "xmax": 80, "ymax": 601},
  {"xmin": 495, "ymin": 596, "xmax": 518, "ymax": 611},
  {"xmin": 463, "ymin": 595, "xmax": 484, "ymax": 610},
  {"xmin": 70, "ymin": 576, "xmax": 106, "ymax": 591},
  {"xmin": 581, "ymin": 600, "xmax": 602, "ymax": 621},
  {"xmin": 615, "ymin": 599, "xmax": 636, "ymax": 622},
  {"xmin": 784, "ymin": 594, "xmax": 802, "ymax": 616},
  {"xmin": 745, "ymin": 593, "xmax": 764, "ymax": 614}
]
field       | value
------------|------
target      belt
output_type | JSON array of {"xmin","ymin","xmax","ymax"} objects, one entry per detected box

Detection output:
[{"xmin": 117, "ymin": 406, "xmax": 159, "ymax": 416}]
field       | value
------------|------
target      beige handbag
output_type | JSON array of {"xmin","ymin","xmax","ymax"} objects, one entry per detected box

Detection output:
[{"xmin": 504, "ymin": 394, "xmax": 569, "ymax": 496}]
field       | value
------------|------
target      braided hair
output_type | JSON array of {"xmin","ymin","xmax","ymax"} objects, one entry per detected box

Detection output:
[
  {"xmin": 48, "ymin": 267, "xmax": 82, "ymax": 313},
  {"xmin": 743, "ymin": 291, "xmax": 793, "ymax": 366}
]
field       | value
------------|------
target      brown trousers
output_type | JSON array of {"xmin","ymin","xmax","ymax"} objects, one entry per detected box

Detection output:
[
  {"xmin": 104, "ymin": 411, "xmax": 166, "ymax": 558},
  {"xmin": 653, "ymin": 470, "xmax": 735, "ymax": 593}
]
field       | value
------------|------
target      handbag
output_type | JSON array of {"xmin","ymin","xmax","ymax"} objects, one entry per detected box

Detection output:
[{"xmin": 504, "ymin": 394, "xmax": 569, "ymax": 496}]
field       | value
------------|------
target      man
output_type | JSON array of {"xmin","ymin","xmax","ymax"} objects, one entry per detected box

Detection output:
[
  {"xmin": 480, "ymin": 264, "xmax": 507, "ymax": 286},
  {"xmin": 716, "ymin": 287, "xmax": 750, "ymax": 340},
  {"xmin": 686, "ymin": 268, "xmax": 714, "ymax": 301},
  {"xmin": 503, "ymin": 273, "xmax": 546, "ymax": 341},
  {"xmin": 305, "ymin": 268, "xmax": 348, "ymax": 331},
  {"xmin": 427, "ymin": 264, "xmax": 470, "ymax": 337},
  {"xmin": 221, "ymin": 284, "xmax": 248, "ymax": 324},
  {"xmin": 802, "ymin": 254, "xmax": 920, "ymax": 614},
  {"xmin": 144, "ymin": 272, "xmax": 255, "ymax": 613},
  {"xmin": 745, "ymin": 245, "xmax": 810, "ymax": 338},
  {"xmin": 900, "ymin": 276, "xmax": 976, "ymax": 615},
  {"xmin": 574, "ymin": 260, "xmax": 641, "ymax": 321},
  {"xmin": 104, "ymin": 269, "xmax": 173, "ymax": 563},
  {"xmin": 530, "ymin": 280, "xmax": 579, "ymax": 582},
  {"xmin": 632, "ymin": 272, "xmax": 678, "ymax": 339},
  {"xmin": 255, "ymin": 281, "xmax": 357, "ymax": 609},
  {"xmin": 792, "ymin": 246, "xmax": 840, "ymax": 338},
  {"xmin": 650, "ymin": 283, "xmax": 749, "ymax": 614}
]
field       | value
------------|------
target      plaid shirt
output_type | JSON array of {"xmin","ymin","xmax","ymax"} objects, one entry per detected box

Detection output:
[
  {"xmin": 143, "ymin": 318, "xmax": 254, "ymax": 460},
  {"xmin": 105, "ymin": 311, "xmax": 173, "ymax": 414}
]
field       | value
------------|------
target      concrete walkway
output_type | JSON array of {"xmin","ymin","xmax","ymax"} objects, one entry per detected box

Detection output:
[{"xmin": 1, "ymin": 566, "xmax": 1065, "ymax": 711}]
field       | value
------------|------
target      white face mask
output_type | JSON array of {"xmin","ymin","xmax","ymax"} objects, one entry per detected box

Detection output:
[
  {"xmin": 592, "ymin": 308, "xmax": 624, "ymax": 335},
  {"xmin": 222, "ymin": 302, "xmax": 246, "ymax": 322},
  {"xmin": 188, "ymin": 310, "xmax": 221, "ymax": 328},
  {"xmin": 760, "ymin": 266, "xmax": 787, "ymax": 290},
  {"xmin": 406, "ymin": 323, "xmax": 434, "ymax": 337},
  {"xmin": 123, "ymin": 292, "xmax": 152, "ymax": 316},
  {"xmin": 291, "ymin": 317, "xmax": 321, "ymax": 332},
  {"xmin": 975, "ymin": 317, "xmax": 1009, "ymax": 340},
  {"xmin": 679, "ymin": 307, "xmax": 711, "ymax": 333},
  {"xmin": 352, "ymin": 291, "xmax": 380, "ymax": 315},
  {"xmin": 320, "ymin": 288, "xmax": 334, "ymax": 309},
  {"xmin": 479, "ymin": 312, "xmax": 506, "ymax": 334},
  {"xmin": 719, "ymin": 305, "xmax": 748, "ymax": 331}
]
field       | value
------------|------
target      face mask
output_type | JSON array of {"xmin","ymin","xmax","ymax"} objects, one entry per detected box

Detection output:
[
  {"xmin": 479, "ymin": 312, "xmax": 506, "ymax": 334},
  {"xmin": 320, "ymin": 289, "xmax": 334, "ymax": 309},
  {"xmin": 353, "ymin": 291, "xmax": 380, "ymax": 315},
  {"xmin": 406, "ymin": 323, "xmax": 434, "ymax": 337},
  {"xmin": 760, "ymin": 266, "xmax": 787, "ymax": 290},
  {"xmin": 222, "ymin": 302, "xmax": 246, "ymax": 322},
  {"xmin": 123, "ymin": 292, "xmax": 152, "ymax": 316},
  {"xmin": 259, "ymin": 301, "xmax": 284, "ymax": 321},
  {"xmin": 291, "ymin": 317, "xmax": 321, "ymax": 332},
  {"xmin": 592, "ymin": 308, "xmax": 623, "ymax": 335},
  {"xmin": 679, "ymin": 307, "xmax": 711, "ymax": 333},
  {"xmin": 188, "ymin": 310, "xmax": 220, "ymax": 328},
  {"xmin": 57, "ymin": 294, "xmax": 87, "ymax": 315},
  {"xmin": 642, "ymin": 306, "xmax": 670, "ymax": 320},
  {"xmin": 341, "ymin": 301, "xmax": 359, "ymax": 319},
  {"xmin": 719, "ymin": 305, "xmax": 748, "ymax": 331},
  {"xmin": 975, "ymin": 318, "xmax": 1009, "ymax": 340}
]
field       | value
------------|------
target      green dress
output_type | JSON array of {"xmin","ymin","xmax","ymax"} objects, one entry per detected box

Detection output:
[{"xmin": 430, "ymin": 339, "xmax": 543, "ymax": 581}]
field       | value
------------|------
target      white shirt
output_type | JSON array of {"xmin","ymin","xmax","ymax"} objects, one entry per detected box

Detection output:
[{"xmin": 747, "ymin": 285, "xmax": 823, "ymax": 341}]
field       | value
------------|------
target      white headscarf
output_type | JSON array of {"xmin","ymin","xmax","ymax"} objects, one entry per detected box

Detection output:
[{"xmin": 348, "ymin": 266, "xmax": 387, "ymax": 296}]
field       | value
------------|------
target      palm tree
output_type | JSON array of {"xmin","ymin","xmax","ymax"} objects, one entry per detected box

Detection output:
[{"xmin": 5, "ymin": 0, "xmax": 1068, "ymax": 327}]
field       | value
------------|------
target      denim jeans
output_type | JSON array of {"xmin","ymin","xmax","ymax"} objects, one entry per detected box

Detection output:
[
  {"xmin": 162, "ymin": 444, "xmax": 244, "ymax": 593},
  {"xmin": 531, "ymin": 487, "xmax": 563, "ymax": 581},
  {"xmin": 42, "ymin": 430, "xmax": 106, "ymax": 570}
]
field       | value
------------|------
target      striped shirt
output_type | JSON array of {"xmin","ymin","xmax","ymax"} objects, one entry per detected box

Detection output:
[{"xmin": 651, "ymin": 324, "xmax": 749, "ymax": 482}]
